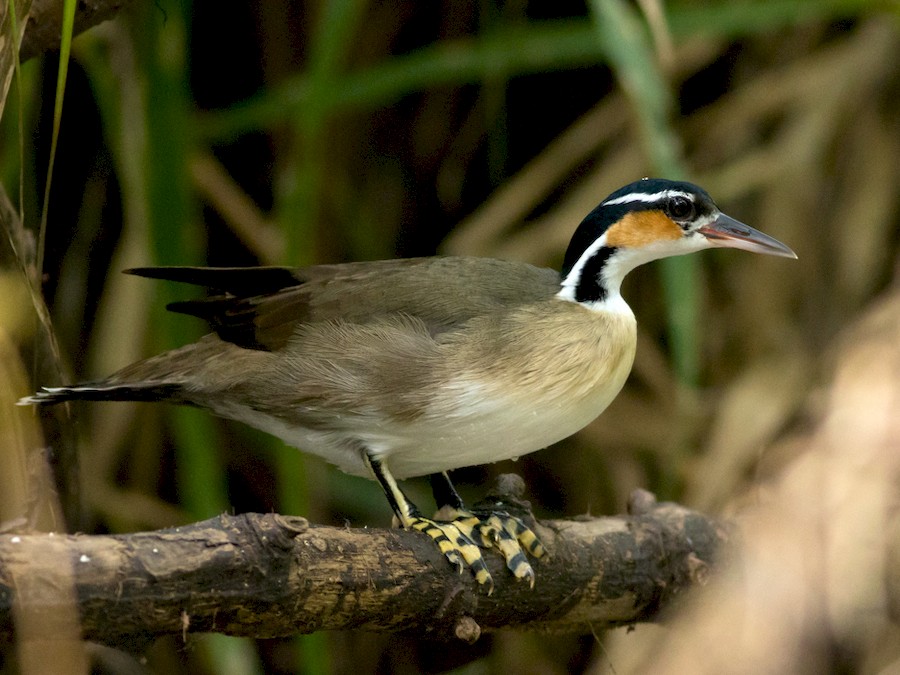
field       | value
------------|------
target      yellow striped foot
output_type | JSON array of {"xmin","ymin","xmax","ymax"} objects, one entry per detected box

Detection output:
[
  {"xmin": 408, "ymin": 516, "xmax": 495, "ymax": 590},
  {"xmin": 442, "ymin": 508, "xmax": 545, "ymax": 588},
  {"xmin": 375, "ymin": 463, "xmax": 545, "ymax": 591}
]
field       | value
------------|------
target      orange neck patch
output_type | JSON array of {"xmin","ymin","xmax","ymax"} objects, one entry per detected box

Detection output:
[{"xmin": 604, "ymin": 210, "xmax": 683, "ymax": 248}]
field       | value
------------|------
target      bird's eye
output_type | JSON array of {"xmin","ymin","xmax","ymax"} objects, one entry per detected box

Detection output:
[{"xmin": 666, "ymin": 196, "xmax": 694, "ymax": 221}]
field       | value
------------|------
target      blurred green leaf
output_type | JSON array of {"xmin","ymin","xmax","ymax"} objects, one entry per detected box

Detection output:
[
  {"xmin": 201, "ymin": 0, "xmax": 874, "ymax": 141},
  {"xmin": 36, "ymin": 0, "xmax": 76, "ymax": 280},
  {"xmin": 589, "ymin": 0, "xmax": 699, "ymax": 387}
]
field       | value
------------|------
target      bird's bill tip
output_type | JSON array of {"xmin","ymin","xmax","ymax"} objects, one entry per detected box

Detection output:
[{"xmin": 699, "ymin": 213, "xmax": 797, "ymax": 259}]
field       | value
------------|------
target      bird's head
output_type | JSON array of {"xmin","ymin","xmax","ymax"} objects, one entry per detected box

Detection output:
[{"xmin": 558, "ymin": 178, "xmax": 796, "ymax": 308}]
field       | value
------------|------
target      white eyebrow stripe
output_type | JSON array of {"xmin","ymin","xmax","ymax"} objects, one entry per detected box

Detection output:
[{"xmin": 602, "ymin": 189, "xmax": 694, "ymax": 206}]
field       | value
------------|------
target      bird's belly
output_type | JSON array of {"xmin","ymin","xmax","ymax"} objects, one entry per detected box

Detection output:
[
  {"xmin": 212, "ymin": 402, "xmax": 378, "ymax": 476},
  {"xmin": 387, "ymin": 370, "xmax": 630, "ymax": 478},
  {"xmin": 214, "ymin": 349, "xmax": 632, "ymax": 481},
  {"xmin": 385, "ymin": 403, "xmax": 602, "ymax": 479}
]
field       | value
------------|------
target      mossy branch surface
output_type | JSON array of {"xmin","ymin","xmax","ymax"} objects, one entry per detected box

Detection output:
[{"xmin": 0, "ymin": 483, "xmax": 725, "ymax": 649}]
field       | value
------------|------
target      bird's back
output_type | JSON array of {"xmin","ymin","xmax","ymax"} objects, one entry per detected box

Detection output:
[{"xmin": 150, "ymin": 257, "xmax": 561, "ymax": 350}]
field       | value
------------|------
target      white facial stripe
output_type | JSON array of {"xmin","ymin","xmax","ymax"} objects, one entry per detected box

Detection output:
[
  {"xmin": 602, "ymin": 189, "xmax": 694, "ymax": 207},
  {"xmin": 557, "ymin": 232, "xmax": 609, "ymax": 301}
]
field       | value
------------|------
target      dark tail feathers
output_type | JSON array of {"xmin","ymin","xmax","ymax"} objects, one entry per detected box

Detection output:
[{"xmin": 125, "ymin": 266, "xmax": 301, "ymax": 296}]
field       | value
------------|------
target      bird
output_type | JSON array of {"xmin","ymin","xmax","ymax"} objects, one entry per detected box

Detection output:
[{"xmin": 20, "ymin": 178, "xmax": 796, "ymax": 591}]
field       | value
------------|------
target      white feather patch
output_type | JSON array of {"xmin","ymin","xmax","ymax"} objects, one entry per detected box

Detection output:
[{"xmin": 602, "ymin": 189, "xmax": 693, "ymax": 206}]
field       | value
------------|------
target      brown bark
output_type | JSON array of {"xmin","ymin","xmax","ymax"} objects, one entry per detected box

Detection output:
[
  {"xmin": 20, "ymin": 0, "xmax": 134, "ymax": 61},
  {"xmin": 0, "ymin": 485, "xmax": 726, "ymax": 650}
]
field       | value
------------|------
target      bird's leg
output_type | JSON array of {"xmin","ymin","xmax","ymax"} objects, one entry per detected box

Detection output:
[
  {"xmin": 363, "ymin": 454, "xmax": 494, "ymax": 590},
  {"xmin": 428, "ymin": 472, "xmax": 546, "ymax": 588},
  {"xmin": 428, "ymin": 471, "xmax": 465, "ymax": 511}
]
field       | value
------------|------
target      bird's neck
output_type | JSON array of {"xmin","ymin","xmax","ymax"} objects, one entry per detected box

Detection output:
[{"xmin": 556, "ymin": 237, "xmax": 634, "ymax": 314}]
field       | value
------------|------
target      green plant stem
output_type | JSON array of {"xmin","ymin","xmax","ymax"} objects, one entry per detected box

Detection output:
[{"xmin": 590, "ymin": 0, "xmax": 698, "ymax": 386}]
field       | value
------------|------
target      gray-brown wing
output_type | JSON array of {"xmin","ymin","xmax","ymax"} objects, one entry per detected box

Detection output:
[{"xmin": 127, "ymin": 258, "xmax": 560, "ymax": 351}]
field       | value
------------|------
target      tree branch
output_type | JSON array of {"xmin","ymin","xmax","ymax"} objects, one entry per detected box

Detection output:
[
  {"xmin": 0, "ymin": 482, "xmax": 726, "ymax": 649},
  {"xmin": 20, "ymin": 0, "xmax": 135, "ymax": 61}
]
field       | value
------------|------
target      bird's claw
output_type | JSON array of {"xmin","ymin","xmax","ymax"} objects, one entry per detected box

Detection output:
[
  {"xmin": 417, "ymin": 508, "xmax": 545, "ymax": 590},
  {"xmin": 408, "ymin": 516, "xmax": 495, "ymax": 591}
]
